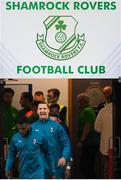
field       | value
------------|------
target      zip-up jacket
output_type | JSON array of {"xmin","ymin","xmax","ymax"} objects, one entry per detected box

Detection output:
[
  {"xmin": 32, "ymin": 118, "xmax": 70, "ymax": 178},
  {"xmin": 5, "ymin": 128, "xmax": 55, "ymax": 179}
]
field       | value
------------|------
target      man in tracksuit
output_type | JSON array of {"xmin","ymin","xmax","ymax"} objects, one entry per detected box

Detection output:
[
  {"xmin": 5, "ymin": 116, "xmax": 55, "ymax": 179},
  {"xmin": 32, "ymin": 102, "xmax": 71, "ymax": 179}
]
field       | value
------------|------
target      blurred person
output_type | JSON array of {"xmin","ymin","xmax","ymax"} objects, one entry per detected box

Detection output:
[
  {"xmin": 49, "ymin": 103, "xmax": 60, "ymax": 115},
  {"xmin": 32, "ymin": 102, "xmax": 71, "ymax": 179},
  {"xmin": 49, "ymin": 112, "xmax": 72, "ymax": 179},
  {"xmin": 19, "ymin": 92, "xmax": 33, "ymax": 117},
  {"xmin": 25, "ymin": 100, "xmax": 39, "ymax": 123},
  {"xmin": 5, "ymin": 116, "xmax": 55, "ymax": 179},
  {"xmin": 47, "ymin": 88, "xmax": 67, "ymax": 124},
  {"xmin": 1, "ymin": 88, "xmax": 18, "ymax": 142},
  {"xmin": 98, "ymin": 85, "xmax": 112, "ymax": 112},
  {"xmin": 95, "ymin": 90, "xmax": 112, "ymax": 178},
  {"xmin": 49, "ymin": 103, "xmax": 69, "ymax": 136},
  {"xmin": 34, "ymin": 91, "xmax": 45, "ymax": 102},
  {"xmin": 77, "ymin": 92, "xmax": 100, "ymax": 178}
]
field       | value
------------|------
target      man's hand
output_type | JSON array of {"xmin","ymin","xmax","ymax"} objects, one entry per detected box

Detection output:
[
  {"xmin": 51, "ymin": 175, "xmax": 56, "ymax": 179},
  {"xmin": 5, "ymin": 171, "xmax": 11, "ymax": 179},
  {"xmin": 65, "ymin": 169, "xmax": 71, "ymax": 179},
  {"xmin": 57, "ymin": 157, "xmax": 66, "ymax": 167}
]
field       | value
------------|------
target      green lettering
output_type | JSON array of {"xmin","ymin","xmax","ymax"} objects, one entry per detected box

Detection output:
[
  {"xmin": 23, "ymin": 66, "xmax": 31, "ymax": 74},
  {"xmin": 91, "ymin": 66, "xmax": 98, "ymax": 74},
  {"xmin": 6, "ymin": 2, "xmax": 11, "ymax": 10},
  {"xmin": 78, "ymin": 66, "xmax": 84, "ymax": 74},
  {"xmin": 111, "ymin": 2, "xmax": 116, "ymax": 10},
  {"xmin": 63, "ymin": 66, "xmax": 68, "ymax": 74},
  {"xmin": 104, "ymin": 2, "xmax": 110, "ymax": 10},
  {"xmin": 46, "ymin": 2, "xmax": 54, "ymax": 10},
  {"xmin": 48, "ymin": 66, "xmax": 54, "ymax": 73},
  {"xmin": 17, "ymin": 66, "xmax": 22, "ymax": 74},
  {"xmin": 56, "ymin": 2, "xmax": 62, "ymax": 10},
  {"xmin": 41, "ymin": 66, "xmax": 47, "ymax": 74},
  {"xmin": 39, "ymin": 2, "xmax": 45, "ymax": 10},
  {"xmin": 74, "ymin": 2, "xmax": 80, "ymax": 10},
  {"xmin": 99, "ymin": 66, "xmax": 105, "ymax": 74},
  {"xmin": 85, "ymin": 66, "xmax": 90, "ymax": 74},
  {"xmin": 97, "ymin": 2, "xmax": 103, "ymax": 10},
  {"xmin": 69, "ymin": 66, "xmax": 74, "ymax": 74},
  {"xmin": 81, "ymin": 2, "xmax": 89, "ymax": 10},
  {"xmin": 29, "ymin": 2, "xmax": 38, "ymax": 10},
  {"xmin": 89, "ymin": 2, "xmax": 97, "ymax": 10},
  {"xmin": 32, "ymin": 66, "xmax": 40, "ymax": 74},
  {"xmin": 55, "ymin": 66, "xmax": 62, "ymax": 74},
  {"xmin": 21, "ymin": 2, "xmax": 28, "ymax": 10},
  {"xmin": 62, "ymin": 2, "xmax": 69, "ymax": 10},
  {"xmin": 13, "ymin": 2, "xmax": 20, "ymax": 10}
]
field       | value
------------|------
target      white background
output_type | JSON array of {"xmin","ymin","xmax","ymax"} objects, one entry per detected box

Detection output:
[{"xmin": 0, "ymin": 0, "xmax": 121, "ymax": 78}]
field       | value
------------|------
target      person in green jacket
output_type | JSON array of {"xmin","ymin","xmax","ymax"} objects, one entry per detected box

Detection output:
[
  {"xmin": 5, "ymin": 116, "xmax": 55, "ymax": 179},
  {"xmin": 77, "ymin": 92, "xmax": 100, "ymax": 178},
  {"xmin": 1, "ymin": 88, "xmax": 18, "ymax": 143}
]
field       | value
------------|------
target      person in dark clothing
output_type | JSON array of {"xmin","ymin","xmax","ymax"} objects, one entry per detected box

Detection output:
[
  {"xmin": 1, "ymin": 88, "xmax": 18, "ymax": 142},
  {"xmin": 77, "ymin": 92, "xmax": 100, "ymax": 178},
  {"xmin": 95, "ymin": 87, "xmax": 113, "ymax": 178},
  {"xmin": 32, "ymin": 102, "xmax": 71, "ymax": 179},
  {"xmin": 97, "ymin": 86, "xmax": 112, "ymax": 112},
  {"xmin": 19, "ymin": 92, "xmax": 33, "ymax": 117},
  {"xmin": 47, "ymin": 88, "xmax": 67, "ymax": 124},
  {"xmin": 5, "ymin": 116, "xmax": 55, "ymax": 179},
  {"xmin": 34, "ymin": 91, "xmax": 45, "ymax": 102},
  {"xmin": 49, "ymin": 103, "xmax": 69, "ymax": 135},
  {"xmin": 49, "ymin": 104, "xmax": 72, "ymax": 178},
  {"xmin": 25, "ymin": 100, "xmax": 39, "ymax": 124}
]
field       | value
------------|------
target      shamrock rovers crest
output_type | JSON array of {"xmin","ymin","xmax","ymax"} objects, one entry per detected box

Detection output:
[{"xmin": 36, "ymin": 16, "xmax": 86, "ymax": 61}]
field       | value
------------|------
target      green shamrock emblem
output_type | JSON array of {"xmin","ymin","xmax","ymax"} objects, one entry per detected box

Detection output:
[{"xmin": 55, "ymin": 20, "xmax": 67, "ymax": 43}]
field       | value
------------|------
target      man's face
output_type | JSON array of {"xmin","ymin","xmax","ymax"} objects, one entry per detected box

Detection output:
[
  {"xmin": 19, "ymin": 95, "xmax": 28, "ymax": 108},
  {"xmin": 18, "ymin": 123, "xmax": 30, "ymax": 136},
  {"xmin": 77, "ymin": 98, "xmax": 86, "ymax": 109},
  {"xmin": 34, "ymin": 95, "xmax": 45, "ymax": 102},
  {"xmin": 37, "ymin": 103, "xmax": 49, "ymax": 120},
  {"xmin": 3, "ymin": 92, "xmax": 13, "ymax": 105},
  {"xmin": 47, "ymin": 91, "xmax": 57, "ymax": 104}
]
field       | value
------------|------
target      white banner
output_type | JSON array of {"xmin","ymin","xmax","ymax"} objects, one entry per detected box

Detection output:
[{"xmin": 0, "ymin": 0, "xmax": 121, "ymax": 78}]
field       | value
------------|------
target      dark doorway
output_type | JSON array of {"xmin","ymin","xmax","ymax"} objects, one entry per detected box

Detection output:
[
  {"xmin": 69, "ymin": 79, "xmax": 112, "ymax": 178},
  {"xmin": 113, "ymin": 79, "xmax": 121, "ymax": 178}
]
